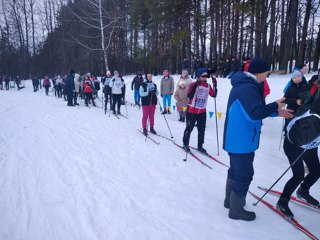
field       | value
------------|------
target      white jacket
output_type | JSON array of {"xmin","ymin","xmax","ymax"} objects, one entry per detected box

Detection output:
[
  {"xmin": 74, "ymin": 74, "xmax": 81, "ymax": 93},
  {"xmin": 109, "ymin": 77, "xmax": 124, "ymax": 94}
]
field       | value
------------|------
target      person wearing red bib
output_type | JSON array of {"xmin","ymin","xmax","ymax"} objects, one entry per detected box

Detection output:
[{"xmin": 182, "ymin": 68, "xmax": 217, "ymax": 153}]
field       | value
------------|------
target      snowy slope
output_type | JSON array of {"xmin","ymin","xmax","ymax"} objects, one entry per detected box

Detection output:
[{"xmin": 0, "ymin": 74, "xmax": 319, "ymax": 240}]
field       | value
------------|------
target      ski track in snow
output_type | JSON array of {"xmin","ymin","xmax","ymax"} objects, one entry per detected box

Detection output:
[{"xmin": 0, "ymin": 75, "xmax": 319, "ymax": 240}]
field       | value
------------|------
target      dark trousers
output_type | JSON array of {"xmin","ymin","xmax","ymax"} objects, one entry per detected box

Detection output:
[
  {"xmin": 227, "ymin": 152, "xmax": 255, "ymax": 197},
  {"xmin": 183, "ymin": 111, "xmax": 206, "ymax": 147},
  {"xmin": 56, "ymin": 85, "xmax": 62, "ymax": 98},
  {"xmin": 281, "ymin": 138, "xmax": 320, "ymax": 199},
  {"xmin": 112, "ymin": 94, "xmax": 122, "ymax": 112},
  {"xmin": 104, "ymin": 92, "xmax": 113, "ymax": 110},
  {"xmin": 45, "ymin": 86, "xmax": 49, "ymax": 95},
  {"xmin": 67, "ymin": 91, "xmax": 73, "ymax": 105},
  {"xmin": 5, "ymin": 81, "xmax": 9, "ymax": 90},
  {"xmin": 85, "ymin": 92, "xmax": 95, "ymax": 106}
]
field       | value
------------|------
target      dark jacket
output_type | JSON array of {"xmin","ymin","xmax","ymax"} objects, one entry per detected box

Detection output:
[
  {"xmin": 66, "ymin": 74, "xmax": 75, "ymax": 92},
  {"xmin": 140, "ymin": 80, "xmax": 158, "ymax": 106},
  {"xmin": 131, "ymin": 75, "xmax": 143, "ymax": 90},
  {"xmin": 287, "ymin": 82, "xmax": 320, "ymax": 148},
  {"xmin": 230, "ymin": 59, "xmax": 240, "ymax": 71},
  {"xmin": 284, "ymin": 79, "xmax": 309, "ymax": 114},
  {"xmin": 223, "ymin": 72, "xmax": 278, "ymax": 153}
]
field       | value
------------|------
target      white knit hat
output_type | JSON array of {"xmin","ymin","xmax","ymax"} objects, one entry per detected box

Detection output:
[{"xmin": 292, "ymin": 70, "xmax": 302, "ymax": 78}]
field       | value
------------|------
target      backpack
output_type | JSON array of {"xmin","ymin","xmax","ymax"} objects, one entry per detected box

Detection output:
[
  {"xmin": 287, "ymin": 110, "xmax": 320, "ymax": 149},
  {"xmin": 94, "ymin": 81, "xmax": 100, "ymax": 91}
]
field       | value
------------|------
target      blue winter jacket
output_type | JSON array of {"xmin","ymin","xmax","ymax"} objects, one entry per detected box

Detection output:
[{"xmin": 223, "ymin": 72, "xmax": 278, "ymax": 154}]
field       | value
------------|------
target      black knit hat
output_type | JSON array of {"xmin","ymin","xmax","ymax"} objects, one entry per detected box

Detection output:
[{"xmin": 248, "ymin": 56, "xmax": 270, "ymax": 74}]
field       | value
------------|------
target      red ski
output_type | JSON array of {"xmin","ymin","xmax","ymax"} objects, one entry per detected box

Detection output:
[
  {"xmin": 189, "ymin": 146, "xmax": 229, "ymax": 167},
  {"xmin": 258, "ymin": 186, "xmax": 320, "ymax": 212},
  {"xmin": 249, "ymin": 191, "xmax": 319, "ymax": 240},
  {"xmin": 173, "ymin": 142, "xmax": 212, "ymax": 170}
]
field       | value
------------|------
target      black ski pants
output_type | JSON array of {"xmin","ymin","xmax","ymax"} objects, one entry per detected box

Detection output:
[
  {"xmin": 281, "ymin": 138, "xmax": 320, "ymax": 199},
  {"xmin": 183, "ymin": 111, "xmax": 206, "ymax": 147},
  {"xmin": 112, "ymin": 94, "xmax": 122, "ymax": 112},
  {"xmin": 104, "ymin": 92, "xmax": 113, "ymax": 111}
]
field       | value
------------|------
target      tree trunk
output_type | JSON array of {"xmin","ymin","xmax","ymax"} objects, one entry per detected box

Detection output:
[
  {"xmin": 279, "ymin": 0, "xmax": 298, "ymax": 72},
  {"xmin": 267, "ymin": 0, "xmax": 276, "ymax": 64},
  {"xmin": 255, "ymin": 0, "xmax": 262, "ymax": 56},
  {"xmin": 313, "ymin": 25, "xmax": 320, "ymax": 71},
  {"xmin": 297, "ymin": 0, "xmax": 312, "ymax": 64}
]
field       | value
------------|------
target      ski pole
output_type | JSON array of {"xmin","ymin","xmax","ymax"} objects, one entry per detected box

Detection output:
[
  {"xmin": 214, "ymin": 97, "xmax": 220, "ymax": 155},
  {"xmin": 101, "ymin": 87, "xmax": 104, "ymax": 111},
  {"xmin": 278, "ymin": 116, "xmax": 286, "ymax": 151},
  {"xmin": 124, "ymin": 96, "xmax": 129, "ymax": 118},
  {"xmin": 157, "ymin": 97, "xmax": 174, "ymax": 138},
  {"xmin": 253, "ymin": 148, "xmax": 307, "ymax": 206}
]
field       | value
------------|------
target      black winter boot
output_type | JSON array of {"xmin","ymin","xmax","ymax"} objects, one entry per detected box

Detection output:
[
  {"xmin": 150, "ymin": 127, "xmax": 157, "ymax": 134},
  {"xmin": 296, "ymin": 186, "xmax": 320, "ymax": 206},
  {"xmin": 229, "ymin": 191, "xmax": 256, "ymax": 221},
  {"xmin": 276, "ymin": 197, "xmax": 294, "ymax": 219},
  {"xmin": 161, "ymin": 108, "xmax": 167, "ymax": 114},
  {"xmin": 183, "ymin": 145, "xmax": 190, "ymax": 152},
  {"xmin": 224, "ymin": 178, "xmax": 233, "ymax": 208},
  {"xmin": 197, "ymin": 146, "xmax": 207, "ymax": 154},
  {"xmin": 143, "ymin": 128, "xmax": 148, "ymax": 136}
]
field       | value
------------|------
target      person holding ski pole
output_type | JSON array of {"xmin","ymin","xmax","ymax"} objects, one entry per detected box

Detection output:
[
  {"xmin": 276, "ymin": 71, "xmax": 320, "ymax": 219},
  {"xmin": 182, "ymin": 68, "xmax": 217, "ymax": 153},
  {"xmin": 139, "ymin": 73, "xmax": 158, "ymax": 136},
  {"xmin": 102, "ymin": 70, "xmax": 113, "ymax": 113},
  {"xmin": 223, "ymin": 56, "xmax": 293, "ymax": 221}
]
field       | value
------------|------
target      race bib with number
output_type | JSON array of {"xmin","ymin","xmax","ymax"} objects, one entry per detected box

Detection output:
[{"xmin": 190, "ymin": 85, "xmax": 209, "ymax": 109}]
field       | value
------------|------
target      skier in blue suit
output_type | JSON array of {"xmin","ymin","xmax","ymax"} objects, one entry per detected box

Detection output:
[{"xmin": 223, "ymin": 56, "xmax": 293, "ymax": 221}]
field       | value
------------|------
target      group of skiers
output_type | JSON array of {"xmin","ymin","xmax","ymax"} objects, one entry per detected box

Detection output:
[
  {"xmin": 3, "ymin": 57, "xmax": 319, "ymax": 225},
  {"xmin": 0, "ymin": 75, "xmax": 25, "ymax": 90},
  {"xmin": 32, "ymin": 70, "xmax": 103, "ymax": 107},
  {"xmin": 182, "ymin": 56, "xmax": 245, "ymax": 79}
]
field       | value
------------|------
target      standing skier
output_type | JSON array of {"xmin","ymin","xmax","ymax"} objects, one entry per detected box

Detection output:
[
  {"xmin": 160, "ymin": 70, "xmax": 174, "ymax": 114},
  {"xmin": 139, "ymin": 73, "xmax": 158, "ymax": 136},
  {"xmin": 43, "ymin": 76, "xmax": 51, "ymax": 96},
  {"xmin": 109, "ymin": 70, "xmax": 124, "ymax": 115},
  {"xmin": 83, "ymin": 74, "xmax": 96, "ymax": 107},
  {"xmin": 223, "ymin": 56, "xmax": 293, "ymax": 221},
  {"xmin": 276, "ymin": 71, "xmax": 320, "ymax": 219},
  {"xmin": 182, "ymin": 68, "xmax": 217, "ymax": 153},
  {"xmin": 131, "ymin": 72, "xmax": 143, "ymax": 106},
  {"xmin": 66, "ymin": 69, "xmax": 75, "ymax": 106},
  {"xmin": 103, "ymin": 71, "xmax": 113, "ymax": 112},
  {"xmin": 174, "ymin": 80, "xmax": 189, "ymax": 122}
]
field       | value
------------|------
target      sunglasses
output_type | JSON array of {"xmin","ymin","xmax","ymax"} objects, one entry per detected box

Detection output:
[{"xmin": 201, "ymin": 75, "xmax": 208, "ymax": 78}]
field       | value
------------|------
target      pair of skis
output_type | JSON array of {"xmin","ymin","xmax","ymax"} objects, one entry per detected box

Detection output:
[
  {"xmin": 250, "ymin": 187, "xmax": 319, "ymax": 240},
  {"xmin": 137, "ymin": 129, "xmax": 160, "ymax": 145},
  {"xmin": 149, "ymin": 132, "xmax": 227, "ymax": 170}
]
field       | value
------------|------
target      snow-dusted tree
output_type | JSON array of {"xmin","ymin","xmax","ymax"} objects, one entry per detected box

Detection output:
[{"xmin": 68, "ymin": 0, "xmax": 122, "ymax": 73}]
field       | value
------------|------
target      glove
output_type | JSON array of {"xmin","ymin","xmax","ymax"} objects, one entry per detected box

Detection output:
[
  {"xmin": 195, "ymin": 80, "xmax": 202, "ymax": 86},
  {"xmin": 161, "ymin": 94, "xmax": 163, "ymax": 97},
  {"xmin": 212, "ymin": 77, "xmax": 217, "ymax": 86}
]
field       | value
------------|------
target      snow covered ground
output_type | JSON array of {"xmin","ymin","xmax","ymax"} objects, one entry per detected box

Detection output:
[{"xmin": 0, "ymin": 73, "xmax": 319, "ymax": 240}]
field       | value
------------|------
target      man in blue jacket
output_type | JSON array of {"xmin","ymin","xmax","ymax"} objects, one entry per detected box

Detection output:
[
  {"xmin": 223, "ymin": 56, "xmax": 293, "ymax": 221},
  {"xmin": 66, "ymin": 69, "xmax": 75, "ymax": 106}
]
